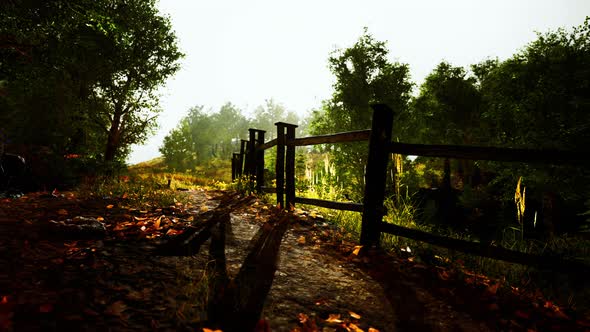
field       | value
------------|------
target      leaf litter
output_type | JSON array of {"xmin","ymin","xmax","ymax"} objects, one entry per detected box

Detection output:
[{"xmin": 0, "ymin": 189, "xmax": 588, "ymax": 331}]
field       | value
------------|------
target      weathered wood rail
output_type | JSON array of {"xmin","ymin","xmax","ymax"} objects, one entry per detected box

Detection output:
[{"xmin": 231, "ymin": 104, "xmax": 590, "ymax": 275}]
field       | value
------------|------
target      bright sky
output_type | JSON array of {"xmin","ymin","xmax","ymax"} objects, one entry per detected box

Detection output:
[{"xmin": 127, "ymin": 0, "xmax": 589, "ymax": 164}]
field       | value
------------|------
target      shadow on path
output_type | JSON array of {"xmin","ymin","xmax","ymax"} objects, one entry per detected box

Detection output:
[{"xmin": 206, "ymin": 212, "xmax": 291, "ymax": 331}]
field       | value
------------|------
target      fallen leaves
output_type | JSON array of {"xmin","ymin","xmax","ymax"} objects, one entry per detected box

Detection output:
[
  {"xmin": 293, "ymin": 311, "xmax": 378, "ymax": 332},
  {"xmin": 104, "ymin": 300, "xmax": 127, "ymax": 319}
]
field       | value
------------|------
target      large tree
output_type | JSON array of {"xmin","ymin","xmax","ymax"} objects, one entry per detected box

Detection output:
[
  {"xmin": 310, "ymin": 28, "xmax": 413, "ymax": 198},
  {"xmin": 0, "ymin": 0, "xmax": 183, "ymax": 169},
  {"xmin": 407, "ymin": 62, "xmax": 483, "ymax": 188},
  {"xmin": 475, "ymin": 18, "xmax": 590, "ymax": 232},
  {"xmin": 90, "ymin": 0, "xmax": 183, "ymax": 163}
]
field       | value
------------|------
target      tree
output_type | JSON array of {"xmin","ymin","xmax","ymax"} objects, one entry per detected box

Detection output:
[
  {"xmin": 310, "ymin": 28, "xmax": 413, "ymax": 199},
  {"xmin": 91, "ymin": 0, "xmax": 183, "ymax": 163},
  {"xmin": 407, "ymin": 62, "xmax": 483, "ymax": 188},
  {"xmin": 160, "ymin": 104, "xmax": 250, "ymax": 171},
  {"xmin": 0, "ymin": 0, "xmax": 183, "ymax": 172},
  {"xmin": 251, "ymin": 99, "xmax": 300, "ymax": 139}
]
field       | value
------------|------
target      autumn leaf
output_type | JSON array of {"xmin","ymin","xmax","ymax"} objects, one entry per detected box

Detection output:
[
  {"xmin": 325, "ymin": 314, "xmax": 342, "ymax": 323},
  {"xmin": 349, "ymin": 311, "xmax": 361, "ymax": 319},
  {"xmin": 298, "ymin": 313, "xmax": 309, "ymax": 324},
  {"xmin": 352, "ymin": 245, "xmax": 363, "ymax": 256},
  {"xmin": 104, "ymin": 300, "xmax": 127, "ymax": 318},
  {"xmin": 347, "ymin": 323, "xmax": 364, "ymax": 332},
  {"xmin": 96, "ymin": 216, "xmax": 104, "ymax": 221},
  {"xmin": 106, "ymin": 204, "xmax": 114, "ymax": 209},
  {"xmin": 57, "ymin": 209, "xmax": 68, "ymax": 215},
  {"xmin": 122, "ymin": 192, "xmax": 128, "ymax": 199},
  {"xmin": 297, "ymin": 236, "xmax": 306, "ymax": 245},
  {"xmin": 154, "ymin": 215, "xmax": 163, "ymax": 229},
  {"xmin": 368, "ymin": 328, "xmax": 380, "ymax": 332},
  {"xmin": 202, "ymin": 328, "xmax": 223, "ymax": 332}
]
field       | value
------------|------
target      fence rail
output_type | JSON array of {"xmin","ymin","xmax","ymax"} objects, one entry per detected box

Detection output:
[
  {"xmin": 289, "ymin": 130, "xmax": 371, "ymax": 147},
  {"xmin": 231, "ymin": 104, "xmax": 588, "ymax": 276},
  {"xmin": 293, "ymin": 197, "xmax": 364, "ymax": 212},
  {"xmin": 388, "ymin": 142, "xmax": 587, "ymax": 165}
]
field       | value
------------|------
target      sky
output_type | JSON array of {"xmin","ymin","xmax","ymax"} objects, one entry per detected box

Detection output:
[{"xmin": 127, "ymin": 0, "xmax": 590, "ymax": 164}]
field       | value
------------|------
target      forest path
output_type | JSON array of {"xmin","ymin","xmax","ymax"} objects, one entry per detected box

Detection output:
[{"xmin": 0, "ymin": 189, "xmax": 583, "ymax": 331}]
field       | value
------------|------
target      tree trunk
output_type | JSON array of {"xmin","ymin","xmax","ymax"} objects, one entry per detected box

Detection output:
[{"xmin": 104, "ymin": 111, "xmax": 122, "ymax": 162}]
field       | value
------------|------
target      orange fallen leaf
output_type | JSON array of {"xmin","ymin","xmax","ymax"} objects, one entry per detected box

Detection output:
[
  {"xmin": 298, "ymin": 313, "xmax": 309, "ymax": 324},
  {"xmin": 104, "ymin": 300, "xmax": 127, "ymax": 318},
  {"xmin": 96, "ymin": 216, "xmax": 104, "ymax": 221},
  {"xmin": 438, "ymin": 269, "xmax": 450, "ymax": 281},
  {"xmin": 122, "ymin": 192, "xmax": 128, "ymax": 199},
  {"xmin": 106, "ymin": 204, "xmax": 114, "ymax": 209},
  {"xmin": 57, "ymin": 209, "xmax": 68, "ymax": 215},
  {"xmin": 325, "ymin": 314, "xmax": 342, "ymax": 323},
  {"xmin": 297, "ymin": 236, "xmax": 306, "ymax": 245},
  {"xmin": 349, "ymin": 311, "xmax": 361, "ymax": 319},
  {"xmin": 154, "ymin": 215, "xmax": 163, "ymax": 229},
  {"xmin": 202, "ymin": 328, "xmax": 223, "ymax": 332},
  {"xmin": 368, "ymin": 328, "xmax": 380, "ymax": 332},
  {"xmin": 347, "ymin": 323, "xmax": 363, "ymax": 332},
  {"xmin": 352, "ymin": 246, "xmax": 363, "ymax": 256}
]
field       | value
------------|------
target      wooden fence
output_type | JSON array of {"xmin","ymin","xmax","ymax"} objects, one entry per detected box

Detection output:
[{"xmin": 231, "ymin": 104, "xmax": 590, "ymax": 275}]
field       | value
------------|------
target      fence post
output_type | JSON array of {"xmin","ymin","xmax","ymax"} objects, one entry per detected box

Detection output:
[
  {"xmin": 255, "ymin": 130, "xmax": 266, "ymax": 192},
  {"xmin": 239, "ymin": 139, "xmax": 248, "ymax": 178},
  {"xmin": 285, "ymin": 124, "xmax": 298, "ymax": 209},
  {"xmin": 361, "ymin": 104, "xmax": 394, "ymax": 247},
  {"xmin": 247, "ymin": 129, "xmax": 257, "ymax": 190},
  {"xmin": 231, "ymin": 153, "xmax": 239, "ymax": 180},
  {"xmin": 275, "ymin": 123, "xmax": 286, "ymax": 208}
]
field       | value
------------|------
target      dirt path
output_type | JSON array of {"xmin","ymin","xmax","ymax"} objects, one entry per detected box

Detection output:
[{"xmin": 1, "ymin": 189, "xmax": 586, "ymax": 331}]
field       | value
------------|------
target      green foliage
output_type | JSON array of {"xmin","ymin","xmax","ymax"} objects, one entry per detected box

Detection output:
[
  {"xmin": 0, "ymin": 0, "xmax": 183, "ymax": 181},
  {"xmin": 251, "ymin": 99, "xmax": 301, "ymax": 139},
  {"xmin": 309, "ymin": 28, "xmax": 413, "ymax": 198},
  {"xmin": 161, "ymin": 99, "xmax": 302, "ymax": 173},
  {"xmin": 405, "ymin": 62, "xmax": 482, "ymax": 145},
  {"xmin": 160, "ymin": 104, "xmax": 250, "ymax": 171}
]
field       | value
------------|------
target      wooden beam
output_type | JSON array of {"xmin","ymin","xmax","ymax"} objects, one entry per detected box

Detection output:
[
  {"xmin": 294, "ymin": 197, "xmax": 364, "ymax": 212},
  {"xmin": 258, "ymin": 138, "xmax": 277, "ymax": 151},
  {"xmin": 379, "ymin": 222, "xmax": 590, "ymax": 275},
  {"xmin": 389, "ymin": 142, "xmax": 587, "ymax": 165},
  {"xmin": 289, "ymin": 130, "xmax": 371, "ymax": 146}
]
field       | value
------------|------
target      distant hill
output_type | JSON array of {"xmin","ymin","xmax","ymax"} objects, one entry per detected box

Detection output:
[{"xmin": 128, "ymin": 156, "xmax": 167, "ymax": 172}]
